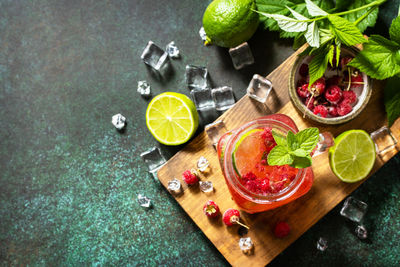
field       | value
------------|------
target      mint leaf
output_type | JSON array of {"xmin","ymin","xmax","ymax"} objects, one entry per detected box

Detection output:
[
  {"xmin": 287, "ymin": 131, "xmax": 298, "ymax": 151},
  {"xmin": 291, "ymin": 155, "xmax": 312, "ymax": 168},
  {"xmin": 336, "ymin": 40, "xmax": 341, "ymax": 67},
  {"xmin": 287, "ymin": 6, "xmax": 309, "ymax": 20},
  {"xmin": 272, "ymin": 129, "xmax": 287, "ymax": 146},
  {"xmin": 308, "ymin": 44, "xmax": 331, "ymax": 86},
  {"xmin": 327, "ymin": 44, "xmax": 335, "ymax": 67},
  {"xmin": 305, "ymin": 0, "xmax": 328, "ymax": 16},
  {"xmin": 349, "ymin": 35, "xmax": 400, "ymax": 79},
  {"xmin": 256, "ymin": 0, "xmax": 334, "ymax": 38},
  {"xmin": 305, "ymin": 21, "xmax": 320, "ymax": 47},
  {"xmin": 390, "ymin": 16, "xmax": 400, "ymax": 45},
  {"xmin": 328, "ymin": 15, "xmax": 367, "ymax": 46},
  {"xmin": 336, "ymin": 0, "xmax": 379, "ymax": 32},
  {"xmin": 257, "ymin": 12, "xmax": 307, "ymax": 32},
  {"xmin": 267, "ymin": 146, "xmax": 294, "ymax": 166},
  {"xmin": 295, "ymin": 127, "xmax": 320, "ymax": 153},
  {"xmin": 291, "ymin": 148, "xmax": 308, "ymax": 157},
  {"xmin": 319, "ymin": 28, "xmax": 334, "ymax": 45},
  {"xmin": 384, "ymin": 76, "xmax": 400, "ymax": 126}
]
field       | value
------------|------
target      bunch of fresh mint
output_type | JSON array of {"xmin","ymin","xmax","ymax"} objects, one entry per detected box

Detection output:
[
  {"xmin": 267, "ymin": 127, "xmax": 319, "ymax": 168},
  {"xmin": 349, "ymin": 16, "xmax": 400, "ymax": 126},
  {"xmin": 256, "ymin": 0, "xmax": 386, "ymax": 88}
]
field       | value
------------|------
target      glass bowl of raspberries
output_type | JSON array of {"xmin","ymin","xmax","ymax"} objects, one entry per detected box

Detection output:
[{"xmin": 288, "ymin": 47, "xmax": 372, "ymax": 125}]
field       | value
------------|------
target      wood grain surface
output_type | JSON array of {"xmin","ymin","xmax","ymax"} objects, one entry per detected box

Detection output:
[{"xmin": 157, "ymin": 48, "xmax": 400, "ymax": 267}]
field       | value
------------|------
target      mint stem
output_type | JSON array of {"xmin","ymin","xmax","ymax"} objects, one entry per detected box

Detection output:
[
  {"xmin": 354, "ymin": 6, "xmax": 378, "ymax": 26},
  {"xmin": 334, "ymin": 0, "xmax": 385, "ymax": 16}
]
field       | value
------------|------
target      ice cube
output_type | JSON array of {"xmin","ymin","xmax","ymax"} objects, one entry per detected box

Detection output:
[
  {"xmin": 370, "ymin": 126, "xmax": 398, "ymax": 156},
  {"xmin": 205, "ymin": 120, "xmax": 227, "ymax": 149},
  {"xmin": 111, "ymin": 114, "xmax": 126, "ymax": 130},
  {"xmin": 197, "ymin": 156, "xmax": 210, "ymax": 172},
  {"xmin": 185, "ymin": 65, "xmax": 209, "ymax": 91},
  {"xmin": 239, "ymin": 237, "xmax": 254, "ymax": 255},
  {"xmin": 141, "ymin": 41, "xmax": 169, "ymax": 71},
  {"xmin": 140, "ymin": 147, "xmax": 166, "ymax": 179},
  {"xmin": 190, "ymin": 88, "xmax": 215, "ymax": 110},
  {"xmin": 355, "ymin": 225, "xmax": 368, "ymax": 240},
  {"xmin": 137, "ymin": 80, "xmax": 151, "ymax": 96},
  {"xmin": 199, "ymin": 181, "xmax": 213, "ymax": 193},
  {"xmin": 229, "ymin": 42, "xmax": 254, "ymax": 70},
  {"xmin": 211, "ymin": 86, "xmax": 235, "ymax": 111},
  {"xmin": 313, "ymin": 132, "xmax": 335, "ymax": 157},
  {"xmin": 199, "ymin": 27, "xmax": 207, "ymax": 42},
  {"xmin": 137, "ymin": 194, "xmax": 151, "ymax": 208},
  {"xmin": 247, "ymin": 74, "xmax": 273, "ymax": 103},
  {"xmin": 316, "ymin": 237, "xmax": 328, "ymax": 251},
  {"xmin": 167, "ymin": 178, "xmax": 181, "ymax": 193},
  {"xmin": 340, "ymin": 197, "xmax": 368, "ymax": 223},
  {"xmin": 165, "ymin": 41, "xmax": 180, "ymax": 59}
]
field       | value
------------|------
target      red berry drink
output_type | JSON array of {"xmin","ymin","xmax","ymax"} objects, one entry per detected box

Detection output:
[{"xmin": 217, "ymin": 114, "xmax": 314, "ymax": 214}]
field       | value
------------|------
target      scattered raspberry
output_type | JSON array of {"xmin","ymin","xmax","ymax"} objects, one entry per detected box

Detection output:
[
  {"xmin": 342, "ymin": 90, "xmax": 357, "ymax": 104},
  {"xmin": 260, "ymin": 159, "xmax": 267, "ymax": 165},
  {"xmin": 223, "ymin": 208, "xmax": 241, "ymax": 226},
  {"xmin": 337, "ymin": 101, "xmax": 353, "ymax": 116},
  {"xmin": 340, "ymin": 57, "xmax": 353, "ymax": 69},
  {"xmin": 297, "ymin": 83, "xmax": 310, "ymax": 98},
  {"xmin": 203, "ymin": 200, "xmax": 220, "ymax": 218},
  {"xmin": 299, "ymin": 63, "xmax": 309, "ymax": 77},
  {"xmin": 313, "ymin": 105, "xmax": 328, "ymax": 118},
  {"xmin": 274, "ymin": 221, "xmax": 291, "ymax": 238},
  {"xmin": 324, "ymin": 85, "xmax": 343, "ymax": 104},
  {"xmin": 182, "ymin": 169, "xmax": 198, "ymax": 185},
  {"xmin": 309, "ymin": 78, "xmax": 325, "ymax": 97},
  {"xmin": 327, "ymin": 106, "xmax": 338, "ymax": 117},
  {"xmin": 326, "ymin": 75, "xmax": 342, "ymax": 88}
]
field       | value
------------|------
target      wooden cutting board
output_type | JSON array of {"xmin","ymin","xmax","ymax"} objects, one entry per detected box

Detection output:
[{"xmin": 157, "ymin": 48, "xmax": 400, "ymax": 267}]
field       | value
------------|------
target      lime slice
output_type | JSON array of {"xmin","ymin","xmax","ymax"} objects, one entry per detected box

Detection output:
[
  {"xmin": 146, "ymin": 92, "xmax": 199, "ymax": 145},
  {"xmin": 329, "ymin": 130, "xmax": 376, "ymax": 183},
  {"xmin": 232, "ymin": 129, "xmax": 264, "ymax": 177}
]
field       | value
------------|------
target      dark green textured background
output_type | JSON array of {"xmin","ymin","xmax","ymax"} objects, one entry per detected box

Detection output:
[{"xmin": 0, "ymin": 0, "xmax": 399, "ymax": 266}]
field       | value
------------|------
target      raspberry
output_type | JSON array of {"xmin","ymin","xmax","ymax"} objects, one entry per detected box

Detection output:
[
  {"xmin": 260, "ymin": 179, "xmax": 272, "ymax": 193},
  {"xmin": 304, "ymin": 96, "xmax": 316, "ymax": 110},
  {"xmin": 222, "ymin": 208, "xmax": 241, "ymax": 226},
  {"xmin": 274, "ymin": 221, "xmax": 291, "ymax": 238},
  {"xmin": 350, "ymin": 74, "xmax": 363, "ymax": 89},
  {"xmin": 340, "ymin": 57, "xmax": 353, "ymax": 69},
  {"xmin": 297, "ymin": 83, "xmax": 310, "ymax": 98},
  {"xmin": 297, "ymin": 77, "xmax": 308, "ymax": 88},
  {"xmin": 342, "ymin": 90, "xmax": 357, "ymax": 104},
  {"xmin": 203, "ymin": 200, "xmax": 220, "ymax": 218},
  {"xmin": 242, "ymin": 172, "xmax": 257, "ymax": 181},
  {"xmin": 313, "ymin": 105, "xmax": 328, "ymax": 118},
  {"xmin": 327, "ymin": 106, "xmax": 338, "ymax": 117},
  {"xmin": 261, "ymin": 127, "xmax": 277, "ymax": 151},
  {"xmin": 245, "ymin": 180, "xmax": 260, "ymax": 193},
  {"xmin": 299, "ymin": 63, "xmax": 309, "ymax": 77},
  {"xmin": 324, "ymin": 85, "xmax": 343, "ymax": 104},
  {"xmin": 326, "ymin": 75, "xmax": 342, "ymax": 88},
  {"xmin": 271, "ymin": 181, "xmax": 286, "ymax": 193},
  {"xmin": 182, "ymin": 169, "xmax": 198, "ymax": 185},
  {"xmin": 309, "ymin": 78, "xmax": 325, "ymax": 97},
  {"xmin": 337, "ymin": 101, "xmax": 353, "ymax": 116}
]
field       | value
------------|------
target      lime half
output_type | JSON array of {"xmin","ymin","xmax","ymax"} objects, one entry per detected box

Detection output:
[
  {"xmin": 329, "ymin": 130, "xmax": 376, "ymax": 183},
  {"xmin": 146, "ymin": 92, "xmax": 199, "ymax": 146}
]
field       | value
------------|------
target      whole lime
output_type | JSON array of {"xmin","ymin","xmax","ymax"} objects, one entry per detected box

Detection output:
[{"xmin": 202, "ymin": 0, "xmax": 259, "ymax": 48}]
